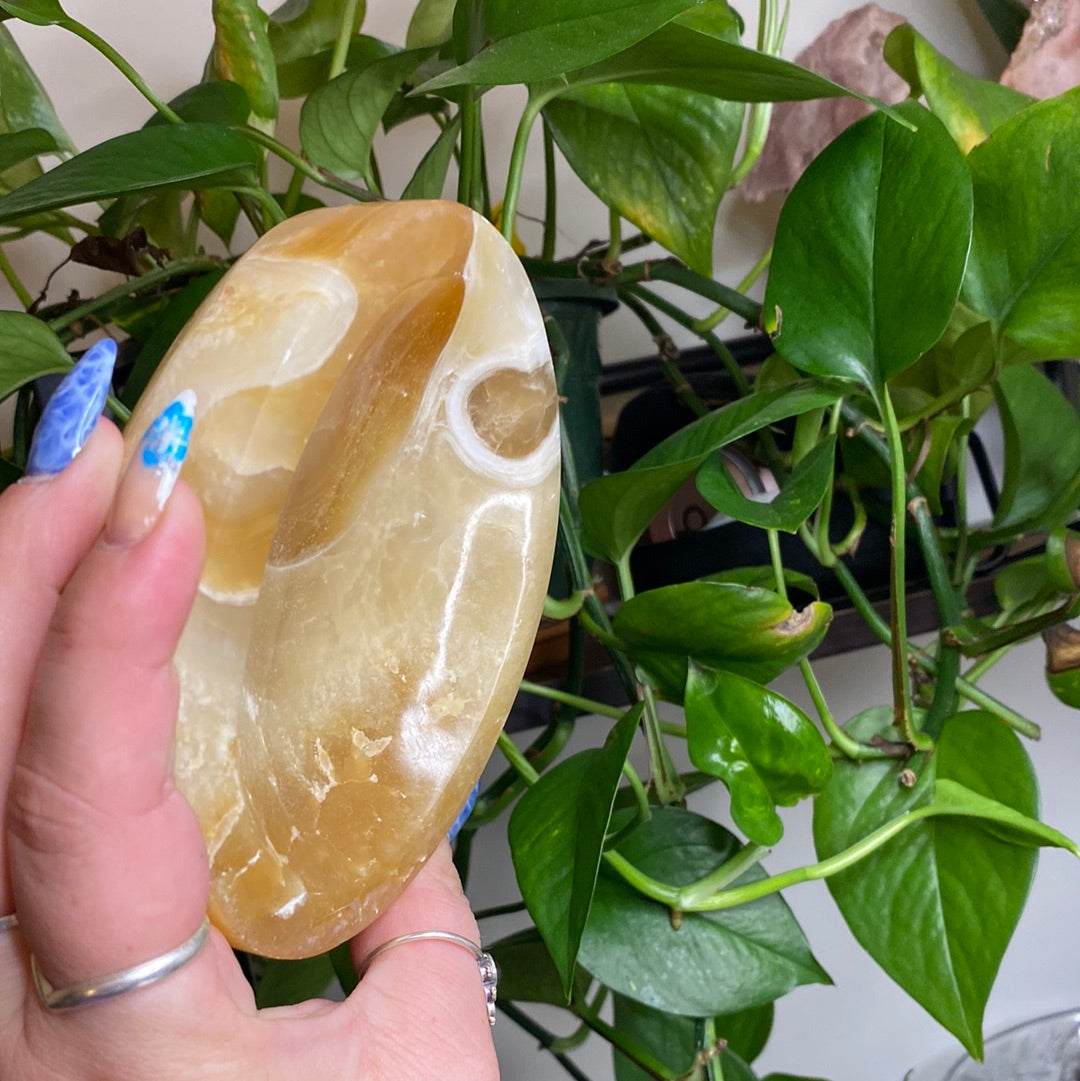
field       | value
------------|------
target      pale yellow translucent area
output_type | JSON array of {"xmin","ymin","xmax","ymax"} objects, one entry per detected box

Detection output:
[{"xmin": 122, "ymin": 203, "xmax": 559, "ymax": 958}]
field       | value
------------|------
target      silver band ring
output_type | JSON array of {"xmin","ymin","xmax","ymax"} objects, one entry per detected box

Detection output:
[
  {"xmin": 357, "ymin": 930, "xmax": 498, "ymax": 1026},
  {"xmin": 32, "ymin": 917, "xmax": 210, "ymax": 1011},
  {"xmin": 0, "ymin": 913, "xmax": 17, "ymax": 932}
]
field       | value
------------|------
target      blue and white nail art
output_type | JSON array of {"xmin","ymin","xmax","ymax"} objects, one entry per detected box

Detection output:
[
  {"xmin": 25, "ymin": 339, "xmax": 118, "ymax": 476},
  {"xmin": 139, "ymin": 390, "xmax": 197, "ymax": 507},
  {"xmin": 448, "ymin": 779, "xmax": 482, "ymax": 843}
]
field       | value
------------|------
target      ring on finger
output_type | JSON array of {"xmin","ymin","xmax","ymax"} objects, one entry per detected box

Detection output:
[
  {"xmin": 356, "ymin": 930, "xmax": 498, "ymax": 1026},
  {"xmin": 32, "ymin": 917, "xmax": 210, "ymax": 1011}
]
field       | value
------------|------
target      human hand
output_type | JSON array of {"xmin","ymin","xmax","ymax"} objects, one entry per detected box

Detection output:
[{"xmin": 0, "ymin": 344, "xmax": 499, "ymax": 1080}]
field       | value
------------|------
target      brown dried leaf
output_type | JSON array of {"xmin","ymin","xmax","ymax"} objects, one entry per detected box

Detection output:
[{"xmin": 742, "ymin": 4, "xmax": 909, "ymax": 204}]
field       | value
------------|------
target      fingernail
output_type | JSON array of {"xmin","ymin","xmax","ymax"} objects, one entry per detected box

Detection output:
[
  {"xmin": 104, "ymin": 391, "xmax": 196, "ymax": 547},
  {"xmin": 23, "ymin": 339, "xmax": 118, "ymax": 477},
  {"xmin": 448, "ymin": 780, "xmax": 482, "ymax": 843}
]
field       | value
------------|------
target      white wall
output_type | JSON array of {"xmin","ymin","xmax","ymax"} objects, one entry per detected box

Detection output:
[{"xmin": 4, "ymin": 4, "xmax": 1077, "ymax": 1080}]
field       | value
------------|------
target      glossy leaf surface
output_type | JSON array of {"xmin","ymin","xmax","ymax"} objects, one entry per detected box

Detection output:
[
  {"xmin": 613, "ymin": 582, "xmax": 831, "ymax": 700},
  {"xmin": 686, "ymin": 665, "xmax": 831, "ymax": 846},
  {"xmin": 0, "ymin": 127, "xmax": 57, "ymax": 174},
  {"xmin": 764, "ymin": 102, "xmax": 972, "ymax": 394},
  {"xmin": 989, "ymin": 365, "xmax": 1080, "ymax": 540},
  {"xmin": 0, "ymin": 311, "xmax": 71, "ymax": 398},
  {"xmin": 813, "ymin": 709, "xmax": 1075, "ymax": 1057},
  {"xmin": 418, "ymin": 0, "xmax": 698, "ymax": 89},
  {"xmin": 579, "ymin": 382, "xmax": 839, "ymax": 563},
  {"xmin": 208, "ymin": 0, "xmax": 279, "ymax": 126},
  {"xmin": 0, "ymin": 124, "xmax": 260, "ymax": 225},
  {"xmin": 579, "ymin": 807, "xmax": 830, "ymax": 1016},
  {"xmin": 0, "ymin": 0, "xmax": 65, "ymax": 25},
  {"xmin": 545, "ymin": 80, "xmax": 741, "ymax": 275},
  {"xmin": 613, "ymin": 994, "xmax": 772, "ymax": 1081},
  {"xmin": 300, "ymin": 47, "xmax": 433, "ymax": 185},
  {"xmin": 698, "ymin": 435, "xmax": 836, "ymax": 533},
  {"xmin": 400, "ymin": 114, "xmax": 458, "ymax": 199},
  {"xmin": 962, "ymin": 87, "xmax": 1080, "ymax": 359},
  {"xmin": 509, "ymin": 705, "xmax": 642, "ymax": 997},
  {"xmin": 884, "ymin": 24, "xmax": 1030, "ymax": 152}
]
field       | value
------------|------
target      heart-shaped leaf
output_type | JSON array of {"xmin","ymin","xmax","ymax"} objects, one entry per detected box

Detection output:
[
  {"xmin": 0, "ymin": 124, "xmax": 260, "ymax": 225},
  {"xmin": 613, "ymin": 582, "xmax": 832, "ymax": 700},
  {"xmin": 764, "ymin": 101, "xmax": 972, "ymax": 395},
  {"xmin": 509, "ymin": 704, "xmax": 643, "ymax": 998},
  {"xmin": 579, "ymin": 381, "xmax": 839, "ymax": 563},
  {"xmin": 300, "ymin": 46, "xmax": 434, "ymax": 186},
  {"xmin": 578, "ymin": 806, "xmax": 830, "ymax": 1016},
  {"xmin": 962, "ymin": 87, "xmax": 1080, "ymax": 359},
  {"xmin": 686, "ymin": 665, "xmax": 832, "ymax": 846},
  {"xmin": 884, "ymin": 23, "xmax": 1031, "ymax": 152},
  {"xmin": 697, "ymin": 434, "xmax": 836, "ymax": 533},
  {"xmin": 0, "ymin": 311, "xmax": 72, "ymax": 398},
  {"xmin": 813, "ymin": 708, "xmax": 1077, "ymax": 1057}
]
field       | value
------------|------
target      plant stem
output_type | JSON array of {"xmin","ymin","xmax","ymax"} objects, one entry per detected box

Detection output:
[
  {"xmin": 0, "ymin": 246, "xmax": 32, "ymax": 309},
  {"xmin": 518, "ymin": 679, "xmax": 625, "ymax": 720},
  {"xmin": 542, "ymin": 119, "xmax": 558, "ymax": 261},
  {"xmin": 47, "ymin": 256, "xmax": 225, "ymax": 337},
  {"xmin": 576, "ymin": 1010, "xmax": 678, "ymax": 1081},
  {"xmin": 328, "ymin": 0, "xmax": 361, "ymax": 80},
  {"xmin": 61, "ymin": 17, "xmax": 182, "ymax": 124},
  {"xmin": 234, "ymin": 185, "xmax": 287, "ymax": 230},
  {"xmin": 280, "ymin": 166, "xmax": 306, "ymax": 218},
  {"xmin": 498, "ymin": 1002, "xmax": 596, "ymax": 1081},
  {"xmin": 616, "ymin": 554, "xmax": 684, "ymax": 806},
  {"xmin": 501, "ymin": 91, "xmax": 550, "ymax": 243},
  {"xmin": 692, "ymin": 246, "xmax": 772, "ymax": 334},
  {"xmin": 616, "ymin": 260, "xmax": 762, "ymax": 328},
  {"xmin": 607, "ymin": 205, "xmax": 622, "ymax": 261},
  {"xmin": 676, "ymin": 844, "xmax": 767, "ymax": 908},
  {"xmin": 831, "ymin": 559, "xmax": 1041, "ymax": 739},
  {"xmin": 881, "ymin": 390, "xmax": 931, "ymax": 749},
  {"xmin": 237, "ymin": 125, "xmax": 379, "ymax": 202},
  {"xmin": 497, "ymin": 732, "xmax": 540, "ymax": 786}
]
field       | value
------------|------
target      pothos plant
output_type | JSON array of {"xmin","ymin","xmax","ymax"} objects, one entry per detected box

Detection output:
[{"xmin": 0, "ymin": 0, "xmax": 1078, "ymax": 1078}]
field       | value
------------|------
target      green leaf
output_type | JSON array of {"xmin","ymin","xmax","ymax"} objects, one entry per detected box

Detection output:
[
  {"xmin": 579, "ymin": 806, "xmax": 830, "ymax": 1016},
  {"xmin": 578, "ymin": 381, "xmax": 839, "ymax": 563},
  {"xmin": 813, "ymin": 708, "xmax": 1076, "ymax": 1057},
  {"xmin": 764, "ymin": 101, "xmax": 972, "ymax": 394},
  {"xmin": 553, "ymin": 19, "xmax": 876, "ymax": 108},
  {"xmin": 613, "ymin": 994, "xmax": 773, "ymax": 1081},
  {"xmin": 545, "ymin": 80, "xmax": 741, "ymax": 275},
  {"xmin": 275, "ymin": 32, "xmax": 393, "ymax": 100},
  {"xmin": 0, "ymin": 311, "xmax": 72, "ymax": 398},
  {"xmin": 0, "ymin": 0, "xmax": 66, "ymax": 25},
  {"xmin": 509, "ymin": 704, "xmax": 643, "ymax": 998},
  {"xmin": 406, "ymin": 0, "xmax": 454, "ymax": 48},
  {"xmin": 912, "ymin": 414, "xmax": 973, "ymax": 516},
  {"xmin": 419, "ymin": 0, "xmax": 699, "ymax": 89},
  {"xmin": 269, "ymin": 0, "xmax": 364, "ymax": 62},
  {"xmin": 400, "ymin": 114, "xmax": 459, "ymax": 200},
  {"xmin": 962, "ymin": 87, "xmax": 1080, "ymax": 359},
  {"xmin": 300, "ymin": 47, "xmax": 434, "ymax": 185},
  {"xmin": 150, "ymin": 80, "xmax": 253, "ymax": 128},
  {"xmin": 698, "ymin": 435, "xmax": 836, "ymax": 534},
  {"xmin": 613, "ymin": 582, "xmax": 832, "ymax": 701},
  {"xmin": 884, "ymin": 24, "xmax": 1031, "ymax": 153},
  {"xmin": 254, "ymin": 953, "xmax": 334, "ymax": 1007},
  {"xmin": 707, "ymin": 565, "xmax": 820, "ymax": 600},
  {"xmin": 208, "ymin": 0, "xmax": 279, "ymax": 127},
  {"xmin": 0, "ymin": 23, "xmax": 73, "ymax": 192},
  {"xmin": 686, "ymin": 665, "xmax": 832, "ymax": 846},
  {"xmin": 487, "ymin": 927, "xmax": 593, "ymax": 1006},
  {"xmin": 990, "ymin": 365, "xmax": 1080, "ymax": 538},
  {"xmin": 0, "ymin": 127, "xmax": 58, "ymax": 174},
  {"xmin": 0, "ymin": 124, "xmax": 260, "ymax": 225}
]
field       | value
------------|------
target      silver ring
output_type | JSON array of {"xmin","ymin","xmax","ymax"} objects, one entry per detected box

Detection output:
[
  {"xmin": 32, "ymin": 917, "xmax": 210, "ymax": 1011},
  {"xmin": 357, "ymin": 930, "xmax": 498, "ymax": 1026},
  {"xmin": 0, "ymin": 913, "xmax": 17, "ymax": 933}
]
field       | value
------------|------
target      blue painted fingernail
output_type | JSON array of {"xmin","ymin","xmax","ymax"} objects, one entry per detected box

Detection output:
[
  {"xmin": 105, "ymin": 390, "xmax": 197, "ymax": 547},
  {"xmin": 449, "ymin": 780, "xmax": 482, "ymax": 843},
  {"xmin": 24, "ymin": 339, "xmax": 118, "ymax": 477}
]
